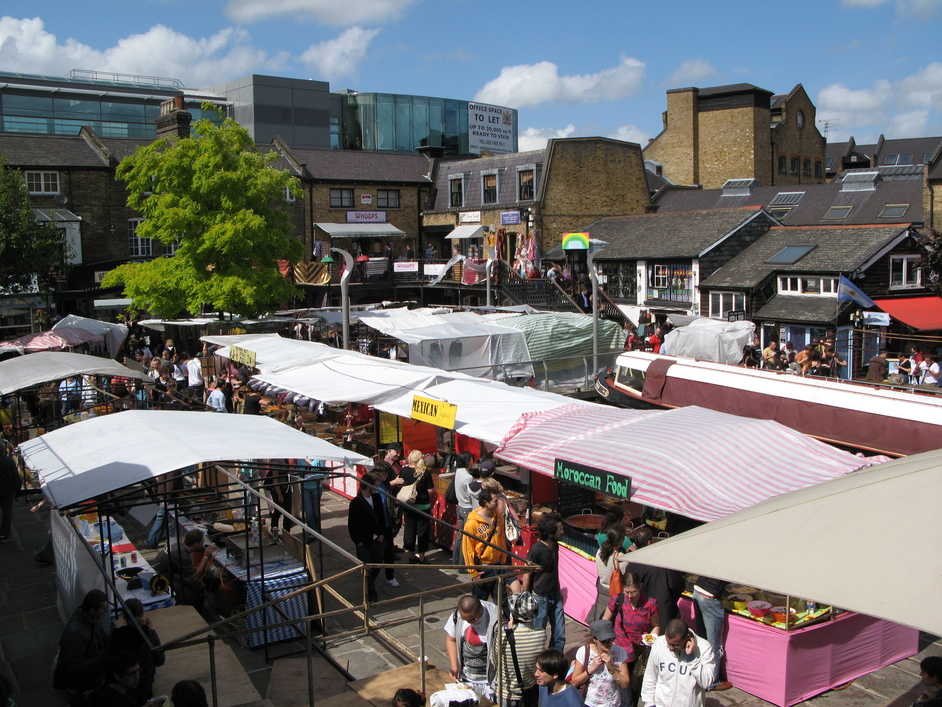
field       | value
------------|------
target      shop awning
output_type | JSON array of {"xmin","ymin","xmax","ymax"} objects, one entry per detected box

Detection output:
[
  {"xmin": 19, "ymin": 410, "xmax": 371, "ymax": 509},
  {"xmin": 873, "ymin": 296, "xmax": 942, "ymax": 331},
  {"xmin": 495, "ymin": 404, "xmax": 882, "ymax": 522},
  {"xmin": 446, "ymin": 225, "xmax": 485, "ymax": 240},
  {"xmin": 0, "ymin": 351, "xmax": 144, "ymax": 395},
  {"xmin": 619, "ymin": 448, "xmax": 941, "ymax": 636},
  {"xmin": 314, "ymin": 222, "xmax": 407, "ymax": 238},
  {"xmin": 33, "ymin": 207, "xmax": 81, "ymax": 222},
  {"xmin": 53, "ymin": 315, "xmax": 128, "ymax": 358}
]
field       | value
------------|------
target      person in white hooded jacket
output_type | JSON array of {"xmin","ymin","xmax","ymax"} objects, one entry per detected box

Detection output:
[{"xmin": 641, "ymin": 618, "xmax": 716, "ymax": 707}]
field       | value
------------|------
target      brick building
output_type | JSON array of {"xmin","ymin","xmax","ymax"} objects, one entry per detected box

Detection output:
[{"xmin": 644, "ymin": 83, "xmax": 826, "ymax": 189}]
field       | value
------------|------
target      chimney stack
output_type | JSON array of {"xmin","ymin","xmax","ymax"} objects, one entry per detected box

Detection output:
[{"xmin": 156, "ymin": 97, "xmax": 192, "ymax": 139}]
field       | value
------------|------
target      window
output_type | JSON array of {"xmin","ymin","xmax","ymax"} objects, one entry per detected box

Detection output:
[
  {"xmin": 163, "ymin": 239, "xmax": 180, "ymax": 256},
  {"xmin": 778, "ymin": 275, "xmax": 839, "ymax": 295},
  {"xmin": 653, "ymin": 264, "xmax": 670, "ymax": 289},
  {"xmin": 769, "ymin": 192, "xmax": 804, "ymax": 206},
  {"xmin": 128, "ymin": 219, "xmax": 152, "ymax": 258},
  {"xmin": 790, "ymin": 157, "xmax": 799, "ymax": 174},
  {"xmin": 766, "ymin": 245, "xmax": 815, "ymax": 264},
  {"xmin": 883, "ymin": 153, "xmax": 912, "ymax": 166},
  {"xmin": 329, "ymin": 188, "xmax": 353, "ymax": 208},
  {"xmin": 377, "ymin": 189, "xmax": 400, "ymax": 208},
  {"xmin": 890, "ymin": 254, "xmax": 922, "ymax": 288},
  {"xmin": 779, "ymin": 276, "xmax": 801, "ymax": 293},
  {"xmin": 709, "ymin": 291, "xmax": 745, "ymax": 319},
  {"xmin": 814, "ymin": 161, "xmax": 823, "ymax": 178},
  {"xmin": 879, "ymin": 204, "xmax": 909, "ymax": 219},
  {"xmin": 518, "ymin": 169, "xmax": 534, "ymax": 201},
  {"xmin": 769, "ymin": 207, "xmax": 792, "ymax": 221},
  {"xmin": 482, "ymin": 174, "xmax": 498, "ymax": 204},
  {"xmin": 778, "ymin": 156, "xmax": 787, "ymax": 174},
  {"xmin": 823, "ymin": 205, "xmax": 852, "ymax": 220},
  {"xmin": 449, "ymin": 178, "xmax": 463, "ymax": 208},
  {"xmin": 25, "ymin": 171, "xmax": 60, "ymax": 194},
  {"xmin": 925, "ymin": 152, "xmax": 934, "ymax": 164},
  {"xmin": 825, "ymin": 156, "xmax": 835, "ymax": 170},
  {"xmin": 803, "ymin": 159, "xmax": 811, "ymax": 177}
]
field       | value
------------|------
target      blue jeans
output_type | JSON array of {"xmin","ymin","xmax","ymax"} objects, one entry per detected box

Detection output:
[
  {"xmin": 533, "ymin": 591, "xmax": 566, "ymax": 651},
  {"xmin": 452, "ymin": 505, "xmax": 472, "ymax": 565},
  {"xmin": 693, "ymin": 589, "xmax": 725, "ymax": 687},
  {"xmin": 302, "ymin": 481, "xmax": 323, "ymax": 534},
  {"xmin": 145, "ymin": 503, "xmax": 167, "ymax": 549}
]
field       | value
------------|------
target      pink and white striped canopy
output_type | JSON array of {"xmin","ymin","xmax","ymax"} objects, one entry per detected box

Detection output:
[
  {"xmin": 495, "ymin": 404, "xmax": 884, "ymax": 522},
  {"xmin": 0, "ymin": 327, "xmax": 103, "ymax": 352}
]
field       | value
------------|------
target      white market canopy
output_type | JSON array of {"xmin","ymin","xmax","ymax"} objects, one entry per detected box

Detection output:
[
  {"xmin": 620, "ymin": 448, "xmax": 942, "ymax": 636},
  {"xmin": 53, "ymin": 315, "xmax": 129, "ymax": 358},
  {"xmin": 206, "ymin": 334, "xmax": 587, "ymax": 446},
  {"xmin": 495, "ymin": 404, "xmax": 884, "ymax": 522},
  {"xmin": 20, "ymin": 410, "xmax": 370, "ymax": 509},
  {"xmin": 0, "ymin": 351, "xmax": 145, "ymax": 396},
  {"xmin": 315, "ymin": 222, "xmax": 407, "ymax": 238},
  {"xmin": 446, "ymin": 225, "xmax": 485, "ymax": 240}
]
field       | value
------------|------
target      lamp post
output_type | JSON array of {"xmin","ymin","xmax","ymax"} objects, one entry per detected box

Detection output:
[
  {"xmin": 483, "ymin": 244, "xmax": 497, "ymax": 307},
  {"xmin": 321, "ymin": 248, "xmax": 353, "ymax": 350},
  {"xmin": 587, "ymin": 241, "xmax": 608, "ymax": 375}
]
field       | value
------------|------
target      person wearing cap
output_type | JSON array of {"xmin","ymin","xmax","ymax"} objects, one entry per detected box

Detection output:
[
  {"xmin": 490, "ymin": 592, "xmax": 546, "ymax": 707},
  {"xmin": 570, "ymin": 620, "xmax": 630, "ymax": 707}
]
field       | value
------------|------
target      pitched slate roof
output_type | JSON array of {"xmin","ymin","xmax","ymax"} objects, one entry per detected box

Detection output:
[
  {"xmin": 700, "ymin": 224, "xmax": 910, "ymax": 289},
  {"xmin": 543, "ymin": 207, "xmax": 768, "ymax": 260},
  {"xmin": 753, "ymin": 295, "xmax": 846, "ymax": 324},
  {"xmin": 429, "ymin": 149, "xmax": 545, "ymax": 211},
  {"xmin": 654, "ymin": 169, "xmax": 925, "ymax": 226},
  {"xmin": 288, "ymin": 147, "xmax": 432, "ymax": 184},
  {"xmin": 0, "ymin": 133, "xmax": 110, "ymax": 168}
]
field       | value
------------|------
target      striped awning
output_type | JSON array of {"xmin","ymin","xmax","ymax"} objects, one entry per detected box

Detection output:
[{"xmin": 495, "ymin": 404, "xmax": 881, "ymax": 522}]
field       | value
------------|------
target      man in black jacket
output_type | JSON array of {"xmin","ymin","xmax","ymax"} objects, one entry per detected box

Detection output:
[
  {"xmin": 347, "ymin": 473, "xmax": 385, "ymax": 602},
  {"xmin": 55, "ymin": 589, "xmax": 110, "ymax": 705},
  {"xmin": 0, "ymin": 449, "xmax": 22, "ymax": 543}
]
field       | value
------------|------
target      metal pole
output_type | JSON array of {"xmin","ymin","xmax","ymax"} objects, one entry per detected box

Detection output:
[
  {"xmin": 587, "ymin": 243, "xmax": 607, "ymax": 376},
  {"xmin": 419, "ymin": 595, "xmax": 427, "ymax": 697},
  {"xmin": 208, "ymin": 635, "xmax": 218, "ymax": 707},
  {"xmin": 331, "ymin": 247, "xmax": 354, "ymax": 350}
]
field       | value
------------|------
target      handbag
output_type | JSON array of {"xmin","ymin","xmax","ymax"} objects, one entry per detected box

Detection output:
[
  {"xmin": 396, "ymin": 469, "xmax": 422, "ymax": 505},
  {"xmin": 504, "ymin": 506, "xmax": 520, "ymax": 544},
  {"xmin": 608, "ymin": 554, "xmax": 623, "ymax": 597},
  {"xmin": 631, "ymin": 643, "xmax": 650, "ymax": 686}
]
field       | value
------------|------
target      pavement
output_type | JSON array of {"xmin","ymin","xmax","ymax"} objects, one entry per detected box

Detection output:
[{"xmin": 1, "ymin": 488, "xmax": 939, "ymax": 707}]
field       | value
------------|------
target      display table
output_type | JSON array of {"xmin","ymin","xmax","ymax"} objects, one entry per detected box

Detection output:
[
  {"xmin": 677, "ymin": 597, "xmax": 917, "ymax": 706},
  {"xmin": 175, "ymin": 514, "xmax": 309, "ymax": 648}
]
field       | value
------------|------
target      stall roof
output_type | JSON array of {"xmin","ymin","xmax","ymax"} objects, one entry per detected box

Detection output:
[
  {"xmin": 204, "ymin": 334, "xmax": 339, "ymax": 373},
  {"xmin": 53, "ymin": 315, "xmax": 128, "ymax": 358},
  {"xmin": 0, "ymin": 351, "xmax": 145, "ymax": 395},
  {"xmin": 495, "ymin": 404, "xmax": 883, "ymax": 522},
  {"xmin": 19, "ymin": 410, "xmax": 370, "ymax": 509},
  {"xmin": 873, "ymin": 296, "xmax": 942, "ymax": 331},
  {"xmin": 314, "ymin": 222, "xmax": 407, "ymax": 238},
  {"xmin": 619, "ymin": 448, "xmax": 942, "ymax": 636}
]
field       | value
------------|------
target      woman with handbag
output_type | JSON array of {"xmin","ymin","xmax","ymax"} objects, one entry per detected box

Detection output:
[
  {"xmin": 602, "ymin": 572, "xmax": 659, "ymax": 707},
  {"xmin": 398, "ymin": 450, "xmax": 435, "ymax": 564},
  {"xmin": 585, "ymin": 525, "xmax": 631, "ymax": 623},
  {"xmin": 570, "ymin": 620, "xmax": 630, "ymax": 707}
]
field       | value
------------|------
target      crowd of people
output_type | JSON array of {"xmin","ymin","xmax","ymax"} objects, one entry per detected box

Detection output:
[{"xmin": 54, "ymin": 589, "xmax": 208, "ymax": 707}]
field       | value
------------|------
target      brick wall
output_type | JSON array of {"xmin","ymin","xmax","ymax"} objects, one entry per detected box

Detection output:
[
  {"xmin": 643, "ymin": 89, "xmax": 699, "ymax": 186},
  {"xmin": 698, "ymin": 106, "xmax": 765, "ymax": 189}
]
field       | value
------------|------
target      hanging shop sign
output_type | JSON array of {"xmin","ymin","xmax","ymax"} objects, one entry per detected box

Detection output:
[
  {"xmin": 501, "ymin": 210, "xmax": 521, "ymax": 226},
  {"xmin": 554, "ymin": 458, "xmax": 631, "ymax": 498},
  {"xmin": 562, "ymin": 233, "xmax": 590, "ymax": 250},
  {"xmin": 228, "ymin": 346, "xmax": 257, "ymax": 368},
  {"xmin": 347, "ymin": 211, "xmax": 386, "ymax": 223},
  {"xmin": 411, "ymin": 395, "xmax": 458, "ymax": 429}
]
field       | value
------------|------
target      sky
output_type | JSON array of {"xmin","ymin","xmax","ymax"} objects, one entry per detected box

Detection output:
[{"xmin": 1, "ymin": 0, "xmax": 941, "ymax": 151}]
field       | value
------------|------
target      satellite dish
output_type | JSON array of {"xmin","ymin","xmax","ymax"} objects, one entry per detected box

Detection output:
[{"xmin": 53, "ymin": 194, "xmax": 69, "ymax": 205}]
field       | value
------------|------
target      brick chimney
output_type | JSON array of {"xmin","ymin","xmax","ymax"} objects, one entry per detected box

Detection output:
[{"xmin": 156, "ymin": 96, "xmax": 192, "ymax": 139}]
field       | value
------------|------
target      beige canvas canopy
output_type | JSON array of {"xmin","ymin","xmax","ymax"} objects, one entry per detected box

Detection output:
[{"xmin": 622, "ymin": 448, "xmax": 942, "ymax": 635}]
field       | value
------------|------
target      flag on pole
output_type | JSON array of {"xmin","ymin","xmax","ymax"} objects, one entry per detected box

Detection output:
[{"xmin": 837, "ymin": 275, "xmax": 876, "ymax": 308}]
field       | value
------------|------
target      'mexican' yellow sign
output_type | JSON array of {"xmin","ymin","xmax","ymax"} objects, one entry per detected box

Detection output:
[{"xmin": 411, "ymin": 395, "xmax": 458, "ymax": 429}]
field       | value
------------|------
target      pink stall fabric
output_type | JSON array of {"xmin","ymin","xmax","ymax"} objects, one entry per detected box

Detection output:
[
  {"xmin": 559, "ymin": 545, "xmax": 600, "ymax": 622},
  {"xmin": 678, "ymin": 598, "xmax": 917, "ymax": 706}
]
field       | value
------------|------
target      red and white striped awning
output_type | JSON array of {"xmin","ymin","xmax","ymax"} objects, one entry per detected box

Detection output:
[
  {"xmin": 495, "ymin": 404, "xmax": 884, "ymax": 522},
  {"xmin": 0, "ymin": 327, "xmax": 103, "ymax": 352}
]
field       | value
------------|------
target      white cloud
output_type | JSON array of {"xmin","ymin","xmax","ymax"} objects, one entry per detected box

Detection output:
[
  {"xmin": 610, "ymin": 124, "xmax": 651, "ymax": 146},
  {"xmin": 666, "ymin": 58, "xmax": 717, "ymax": 86},
  {"xmin": 224, "ymin": 0, "xmax": 417, "ymax": 25},
  {"xmin": 518, "ymin": 125, "xmax": 577, "ymax": 151},
  {"xmin": 0, "ymin": 17, "xmax": 284, "ymax": 87},
  {"xmin": 300, "ymin": 27, "xmax": 379, "ymax": 80},
  {"xmin": 816, "ymin": 62, "xmax": 942, "ymax": 140},
  {"xmin": 475, "ymin": 56, "xmax": 645, "ymax": 109},
  {"xmin": 840, "ymin": 0, "xmax": 942, "ymax": 17}
]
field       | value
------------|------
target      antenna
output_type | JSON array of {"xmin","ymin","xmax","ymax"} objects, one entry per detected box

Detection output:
[{"xmin": 818, "ymin": 118, "xmax": 838, "ymax": 140}]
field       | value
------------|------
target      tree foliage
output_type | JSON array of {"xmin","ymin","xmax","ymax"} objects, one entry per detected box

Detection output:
[
  {"xmin": 103, "ymin": 106, "xmax": 303, "ymax": 318},
  {"xmin": 0, "ymin": 157, "xmax": 66, "ymax": 292}
]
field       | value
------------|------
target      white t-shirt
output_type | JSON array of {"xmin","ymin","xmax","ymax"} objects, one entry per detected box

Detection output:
[
  {"xmin": 186, "ymin": 358, "xmax": 203, "ymax": 386},
  {"xmin": 578, "ymin": 643, "xmax": 629, "ymax": 707},
  {"xmin": 444, "ymin": 601, "xmax": 498, "ymax": 685}
]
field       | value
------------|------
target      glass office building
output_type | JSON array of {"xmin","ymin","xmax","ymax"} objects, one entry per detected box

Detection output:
[
  {"xmin": 0, "ymin": 70, "xmax": 226, "ymax": 139},
  {"xmin": 340, "ymin": 92, "xmax": 518, "ymax": 156}
]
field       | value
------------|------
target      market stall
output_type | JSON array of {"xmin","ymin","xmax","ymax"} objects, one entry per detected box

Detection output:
[
  {"xmin": 493, "ymin": 402, "xmax": 912, "ymax": 706},
  {"xmin": 19, "ymin": 410, "xmax": 369, "ymax": 639}
]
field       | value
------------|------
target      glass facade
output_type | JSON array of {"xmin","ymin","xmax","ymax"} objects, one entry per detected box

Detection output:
[
  {"xmin": 0, "ymin": 71, "xmax": 226, "ymax": 139},
  {"xmin": 341, "ymin": 93, "xmax": 517, "ymax": 156}
]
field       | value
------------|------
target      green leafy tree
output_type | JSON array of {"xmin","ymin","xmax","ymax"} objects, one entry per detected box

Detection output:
[
  {"xmin": 0, "ymin": 157, "xmax": 66, "ymax": 292},
  {"xmin": 103, "ymin": 105, "xmax": 303, "ymax": 317}
]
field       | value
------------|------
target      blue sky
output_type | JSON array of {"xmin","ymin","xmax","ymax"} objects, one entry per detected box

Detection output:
[{"xmin": 1, "ymin": 0, "xmax": 941, "ymax": 150}]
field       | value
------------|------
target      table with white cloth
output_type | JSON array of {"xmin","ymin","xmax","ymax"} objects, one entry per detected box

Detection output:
[{"xmin": 174, "ymin": 514, "xmax": 310, "ymax": 648}]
